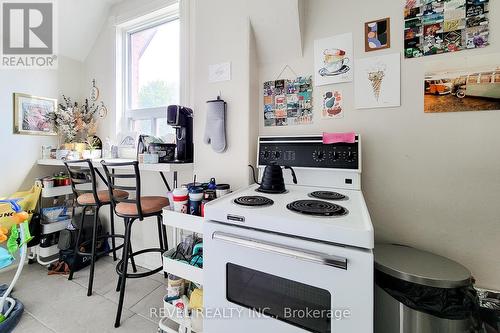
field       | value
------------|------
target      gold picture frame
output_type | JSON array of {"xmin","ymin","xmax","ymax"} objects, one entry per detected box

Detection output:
[{"xmin": 13, "ymin": 93, "xmax": 57, "ymax": 136}]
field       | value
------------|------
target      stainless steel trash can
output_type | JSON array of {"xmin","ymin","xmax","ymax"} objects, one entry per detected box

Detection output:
[{"xmin": 374, "ymin": 244, "xmax": 475, "ymax": 333}]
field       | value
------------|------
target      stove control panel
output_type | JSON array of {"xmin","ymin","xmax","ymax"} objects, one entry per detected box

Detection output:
[{"xmin": 258, "ymin": 136, "xmax": 359, "ymax": 169}]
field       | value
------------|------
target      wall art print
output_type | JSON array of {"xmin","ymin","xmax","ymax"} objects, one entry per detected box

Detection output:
[
  {"xmin": 354, "ymin": 53, "xmax": 401, "ymax": 109},
  {"xmin": 365, "ymin": 18, "xmax": 391, "ymax": 52},
  {"xmin": 263, "ymin": 76, "xmax": 313, "ymax": 127},
  {"xmin": 314, "ymin": 33, "xmax": 353, "ymax": 86},
  {"xmin": 404, "ymin": 0, "xmax": 489, "ymax": 58},
  {"xmin": 424, "ymin": 53, "xmax": 500, "ymax": 112},
  {"xmin": 322, "ymin": 91, "xmax": 344, "ymax": 119},
  {"xmin": 13, "ymin": 93, "xmax": 57, "ymax": 135}
]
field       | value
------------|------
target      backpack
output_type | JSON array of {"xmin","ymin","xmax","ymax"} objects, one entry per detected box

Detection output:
[{"xmin": 57, "ymin": 211, "xmax": 109, "ymax": 272}]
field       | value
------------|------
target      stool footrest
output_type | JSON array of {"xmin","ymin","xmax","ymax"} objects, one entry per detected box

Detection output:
[
  {"xmin": 77, "ymin": 234, "xmax": 125, "ymax": 256},
  {"xmin": 77, "ymin": 244, "xmax": 124, "ymax": 258},
  {"xmin": 116, "ymin": 248, "xmax": 164, "ymax": 279}
]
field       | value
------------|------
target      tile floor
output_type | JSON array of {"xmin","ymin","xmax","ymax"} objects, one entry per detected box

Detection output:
[{"xmin": 0, "ymin": 256, "xmax": 166, "ymax": 332}]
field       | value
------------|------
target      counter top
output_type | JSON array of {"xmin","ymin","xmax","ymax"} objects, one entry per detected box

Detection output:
[{"xmin": 37, "ymin": 159, "xmax": 193, "ymax": 173}]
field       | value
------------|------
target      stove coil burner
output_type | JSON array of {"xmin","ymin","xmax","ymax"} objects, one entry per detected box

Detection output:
[
  {"xmin": 287, "ymin": 200, "xmax": 348, "ymax": 217},
  {"xmin": 234, "ymin": 196, "xmax": 274, "ymax": 207},
  {"xmin": 309, "ymin": 191, "xmax": 347, "ymax": 201}
]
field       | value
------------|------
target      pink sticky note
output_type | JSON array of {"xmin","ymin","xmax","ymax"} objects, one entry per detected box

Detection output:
[{"xmin": 323, "ymin": 132, "xmax": 356, "ymax": 144}]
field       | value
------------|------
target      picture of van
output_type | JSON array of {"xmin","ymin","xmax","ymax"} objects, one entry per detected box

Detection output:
[{"xmin": 424, "ymin": 79, "xmax": 453, "ymax": 95}]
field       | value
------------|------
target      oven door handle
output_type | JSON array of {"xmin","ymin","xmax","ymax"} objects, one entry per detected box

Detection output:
[{"xmin": 212, "ymin": 232, "xmax": 348, "ymax": 270}]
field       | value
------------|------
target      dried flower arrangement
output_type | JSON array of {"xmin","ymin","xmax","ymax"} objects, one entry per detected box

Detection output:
[{"xmin": 49, "ymin": 95, "xmax": 99, "ymax": 144}]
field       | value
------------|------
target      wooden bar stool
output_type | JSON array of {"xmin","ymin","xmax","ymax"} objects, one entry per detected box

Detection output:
[
  {"xmin": 100, "ymin": 160, "xmax": 169, "ymax": 328},
  {"xmin": 64, "ymin": 159, "xmax": 137, "ymax": 297}
]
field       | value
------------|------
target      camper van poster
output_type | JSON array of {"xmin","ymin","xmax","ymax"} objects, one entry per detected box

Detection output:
[
  {"xmin": 404, "ymin": 0, "xmax": 490, "ymax": 58},
  {"xmin": 263, "ymin": 76, "xmax": 313, "ymax": 126},
  {"xmin": 424, "ymin": 54, "xmax": 500, "ymax": 113}
]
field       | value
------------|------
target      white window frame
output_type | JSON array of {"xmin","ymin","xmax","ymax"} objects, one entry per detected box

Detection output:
[{"xmin": 116, "ymin": 0, "xmax": 189, "ymax": 137}]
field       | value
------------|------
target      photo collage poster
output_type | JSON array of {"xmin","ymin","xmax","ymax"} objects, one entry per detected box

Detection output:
[
  {"xmin": 404, "ymin": 0, "xmax": 489, "ymax": 58},
  {"xmin": 263, "ymin": 76, "xmax": 313, "ymax": 127}
]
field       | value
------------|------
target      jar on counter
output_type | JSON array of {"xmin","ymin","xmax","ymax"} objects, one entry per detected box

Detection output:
[
  {"xmin": 42, "ymin": 177, "xmax": 54, "ymax": 188},
  {"xmin": 201, "ymin": 190, "xmax": 217, "ymax": 217},
  {"xmin": 172, "ymin": 188, "xmax": 189, "ymax": 214},
  {"xmin": 189, "ymin": 187, "xmax": 204, "ymax": 216},
  {"xmin": 215, "ymin": 184, "xmax": 230, "ymax": 198}
]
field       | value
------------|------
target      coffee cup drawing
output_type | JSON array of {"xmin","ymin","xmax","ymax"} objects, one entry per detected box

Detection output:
[{"xmin": 323, "ymin": 48, "xmax": 349, "ymax": 73}]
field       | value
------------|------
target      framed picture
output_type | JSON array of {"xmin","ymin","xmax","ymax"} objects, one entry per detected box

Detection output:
[
  {"xmin": 13, "ymin": 93, "xmax": 57, "ymax": 135},
  {"xmin": 365, "ymin": 18, "xmax": 391, "ymax": 52}
]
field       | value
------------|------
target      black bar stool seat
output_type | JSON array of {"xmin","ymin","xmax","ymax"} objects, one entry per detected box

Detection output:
[
  {"xmin": 100, "ymin": 160, "xmax": 169, "ymax": 328},
  {"xmin": 64, "ymin": 159, "xmax": 137, "ymax": 297}
]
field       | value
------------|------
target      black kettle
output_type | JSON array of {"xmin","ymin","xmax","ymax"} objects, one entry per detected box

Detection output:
[{"xmin": 248, "ymin": 163, "xmax": 297, "ymax": 194}]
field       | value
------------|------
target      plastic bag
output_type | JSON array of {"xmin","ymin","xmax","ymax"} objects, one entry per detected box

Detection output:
[
  {"xmin": 0, "ymin": 185, "xmax": 41, "ymax": 230},
  {"xmin": 376, "ymin": 269, "xmax": 482, "ymax": 329}
]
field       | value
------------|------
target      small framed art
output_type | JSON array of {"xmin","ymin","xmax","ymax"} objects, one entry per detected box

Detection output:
[
  {"xmin": 13, "ymin": 93, "xmax": 57, "ymax": 135},
  {"xmin": 365, "ymin": 17, "xmax": 391, "ymax": 52}
]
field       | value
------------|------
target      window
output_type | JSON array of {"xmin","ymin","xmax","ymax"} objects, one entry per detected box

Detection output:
[{"xmin": 122, "ymin": 10, "xmax": 180, "ymax": 138}]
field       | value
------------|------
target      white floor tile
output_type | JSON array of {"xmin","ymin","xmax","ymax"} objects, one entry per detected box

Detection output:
[
  {"xmin": 69, "ymin": 259, "xmax": 119, "ymax": 296},
  {"xmin": 0, "ymin": 260, "xmax": 165, "ymax": 333},
  {"xmin": 103, "ymin": 275, "xmax": 162, "ymax": 310},
  {"xmin": 130, "ymin": 285, "xmax": 166, "ymax": 323},
  {"xmin": 13, "ymin": 312, "xmax": 55, "ymax": 333}
]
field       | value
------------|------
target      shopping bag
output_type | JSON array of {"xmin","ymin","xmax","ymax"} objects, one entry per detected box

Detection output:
[{"xmin": 0, "ymin": 185, "xmax": 41, "ymax": 230}]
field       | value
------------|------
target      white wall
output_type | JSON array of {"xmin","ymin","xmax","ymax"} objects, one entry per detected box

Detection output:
[
  {"xmin": 0, "ymin": 56, "xmax": 83, "ymax": 197},
  {"xmin": 258, "ymin": 0, "xmax": 500, "ymax": 290},
  {"xmin": 83, "ymin": 0, "xmax": 261, "ymax": 269},
  {"xmin": 190, "ymin": 0, "xmax": 258, "ymax": 189}
]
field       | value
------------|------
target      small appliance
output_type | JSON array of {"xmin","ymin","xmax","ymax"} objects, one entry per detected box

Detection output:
[
  {"xmin": 204, "ymin": 135, "xmax": 373, "ymax": 333},
  {"xmin": 136, "ymin": 135, "xmax": 176, "ymax": 163},
  {"xmin": 167, "ymin": 105, "xmax": 194, "ymax": 163}
]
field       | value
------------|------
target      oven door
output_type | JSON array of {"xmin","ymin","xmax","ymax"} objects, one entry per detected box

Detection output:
[{"xmin": 204, "ymin": 221, "xmax": 373, "ymax": 333}]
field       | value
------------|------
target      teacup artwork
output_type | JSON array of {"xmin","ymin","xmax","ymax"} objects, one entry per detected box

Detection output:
[
  {"xmin": 314, "ymin": 33, "xmax": 353, "ymax": 86},
  {"xmin": 323, "ymin": 49, "xmax": 349, "ymax": 73}
]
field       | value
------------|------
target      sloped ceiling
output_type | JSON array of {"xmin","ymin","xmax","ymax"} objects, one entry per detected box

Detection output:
[
  {"xmin": 58, "ymin": 0, "xmax": 124, "ymax": 62},
  {"xmin": 58, "ymin": 0, "xmax": 303, "ymax": 64},
  {"xmin": 248, "ymin": 0, "xmax": 303, "ymax": 64}
]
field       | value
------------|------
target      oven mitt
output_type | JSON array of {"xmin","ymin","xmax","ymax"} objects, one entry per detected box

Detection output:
[{"xmin": 203, "ymin": 99, "xmax": 227, "ymax": 153}]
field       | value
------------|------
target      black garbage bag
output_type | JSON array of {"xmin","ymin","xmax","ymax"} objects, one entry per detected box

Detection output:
[{"xmin": 376, "ymin": 270, "xmax": 482, "ymax": 330}]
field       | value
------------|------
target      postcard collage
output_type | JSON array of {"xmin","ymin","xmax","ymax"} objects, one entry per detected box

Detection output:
[
  {"xmin": 263, "ymin": 77, "xmax": 313, "ymax": 127},
  {"xmin": 404, "ymin": 0, "xmax": 489, "ymax": 58}
]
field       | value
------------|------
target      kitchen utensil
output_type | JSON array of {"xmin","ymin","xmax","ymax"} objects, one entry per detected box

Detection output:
[{"xmin": 248, "ymin": 163, "xmax": 297, "ymax": 194}]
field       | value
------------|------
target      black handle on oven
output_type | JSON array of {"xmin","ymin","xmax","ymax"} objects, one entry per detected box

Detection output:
[{"xmin": 212, "ymin": 232, "xmax": 348, "ymax": 270}]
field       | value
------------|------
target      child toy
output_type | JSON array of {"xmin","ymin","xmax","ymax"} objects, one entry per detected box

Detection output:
[{"xmin": 0, "ymin": 198, "xmax": 33, "ymax": 327}]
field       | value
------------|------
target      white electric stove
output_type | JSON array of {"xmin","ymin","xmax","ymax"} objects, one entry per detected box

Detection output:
[{"xmin": 203, "ymin": 135, "xmax": 374, "ymax": 333}]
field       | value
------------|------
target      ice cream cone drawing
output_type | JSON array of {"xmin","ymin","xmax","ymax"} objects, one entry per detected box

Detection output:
[{"xmin": 368, "ymin": 70, "xmax": 385, "ymax": 101}]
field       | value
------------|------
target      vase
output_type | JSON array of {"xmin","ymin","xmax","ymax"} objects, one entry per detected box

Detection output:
[
  {"xmin": 74, "ymin": 142, "xmax": 87, "ymax": 153},
  {"xmin": 82, "ymin": 150, "xmax": 92, "ymax": 159},
  {"xmin": 63, "ymin": 143, "xmax": 75, "ymax": 150},
  {"xmin": 90, "ymin": 150, "xmax": 102, "ymax": 159}
]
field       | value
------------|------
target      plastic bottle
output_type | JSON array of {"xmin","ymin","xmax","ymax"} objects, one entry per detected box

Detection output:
[{"xmin": 103, "ymin": 137, "xmax": 112, "ymax": 159}]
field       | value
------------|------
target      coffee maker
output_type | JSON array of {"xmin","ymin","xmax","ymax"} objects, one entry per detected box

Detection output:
[{"xmin": 167, "ymin": 105, "xmax": 193, "ymax": 163}]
